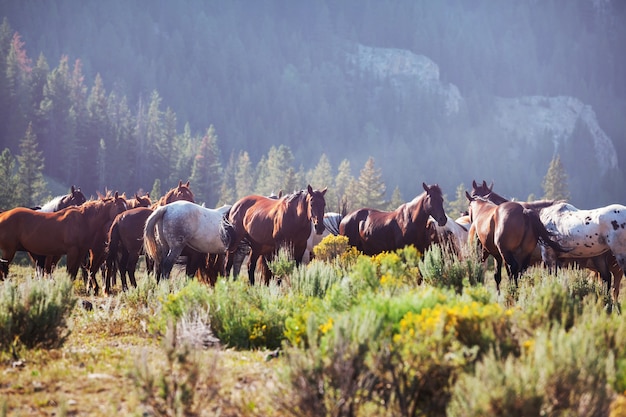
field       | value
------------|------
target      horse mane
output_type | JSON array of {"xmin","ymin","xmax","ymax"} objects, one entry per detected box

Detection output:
[{"xmin": 39, "ymin": 195, "xmax": 64, "ymax": 212}]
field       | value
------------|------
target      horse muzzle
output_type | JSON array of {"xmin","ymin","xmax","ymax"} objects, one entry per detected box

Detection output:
[
  {"xmin": 314, "ymin": 221, "xmax": 326, "ymax": 235},
  {"xmin": 436, "ymin": 216, "xmax": 448, "ymax": 227}
]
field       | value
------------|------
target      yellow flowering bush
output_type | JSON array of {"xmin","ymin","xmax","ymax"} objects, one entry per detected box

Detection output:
[{"xmin": 312, "ymin": 234, "xmax": 352, "ymax": 262}]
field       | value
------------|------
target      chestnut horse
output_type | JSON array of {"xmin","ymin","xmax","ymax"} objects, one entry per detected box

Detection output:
[
  {"xmin": 470, "ymin": 179, "xmax": 623, "ymax": 301},
  {"xmin": 31, "ymin": 185, "xmax": 88, "ymax": 275},
  {"xmin": 226, "ymin": 185, "xmax": 327, "ymax": 285},
  {"xmin": 339, "ymin": 183, "xmax": 447, "ymax": 256},
  {"xmin": 0, "ymin": 193, "xmax": 127, "ymax": 292},
  {"xmin": 126, "ymin": 192, "xmax": 152, "ymax": 209},
  {"xmin": 466, "ymin": 191, "xmax": 567, "ymax": 293},
  {"xmin": 104, "ymin": 182, "xmax": 195, "ymax": 294}
]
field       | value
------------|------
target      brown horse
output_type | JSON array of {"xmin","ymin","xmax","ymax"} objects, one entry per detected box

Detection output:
[
  {"xmin": 0, "ymin": 193, "xmax": 127, "ymax": 292},
  {"xmin": 339, "ymin": 182, "xmax": 447, "ymax": 256},
  {"xmin": 470, "ymin": 179, "xmax": 622, "ymax": 300},
  {"xmin": 126, "ymin": 192, "xmax": 152, "ymax": 209},
  {"xmin": 465, "ymin": 191, "xmax": 566, "ymax": 293},
  {"xmin": 104, "ymin": 182, "xmax": 195, "ymax": 294},
  {"xmin": 31, "ymin": 185, "xmax": 88, "ymax": 275},
  {"xmin": 226, "ymin": 185, "xmax": 327, "ymax": 285},
  {"xmin": 152, "ymin": 180, "xmax": 194, "ymax": 208}
]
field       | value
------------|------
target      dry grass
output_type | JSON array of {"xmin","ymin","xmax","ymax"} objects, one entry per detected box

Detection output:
[{"xmin": 0, "ymin": 265, "xmax": 285, "ymax": 417}]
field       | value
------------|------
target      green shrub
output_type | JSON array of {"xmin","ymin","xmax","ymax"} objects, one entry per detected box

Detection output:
[
  {"xmin": 448, "ymin": 322, "xmax": 613, "ymax": 416},
  {"xmin": 284, "ymin": 260, "xmax": 343, "ymax": 299},
  {"xmin": 0, "ymin": 276, "xmax": 76, "ymax": 350},
  {"xmin": 207, "ymin": 280, "xmax": 296, "ymax": 349},
  {"xmin": 420, "ymin": 244, "xmax": 484, "ymax": 294},
  {"xmin": 280, "ymin": 286, "xmax": 519, "ymax": 416}
]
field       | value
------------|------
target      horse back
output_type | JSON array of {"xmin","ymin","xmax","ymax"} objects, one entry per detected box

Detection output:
[{"xmin": 0, "ymin": 207, "xmax": 86, "ymax": 255}]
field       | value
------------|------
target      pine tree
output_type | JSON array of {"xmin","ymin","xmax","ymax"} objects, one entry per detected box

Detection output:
[
  {"xmin": 334, "ymin": 159, "xmax": 354, "ymax": 212},
  {"xmin": 256, "ymin": 145, "xmax": 294, "ymax": 196},
  {"xmin": 217, "ymin": 151, "xmax": 236, "ymax": 206},
  {"xmin": 542, "ymin": 154, "xmax": 570, "ymax": 201},
  {"xmin": 189, "ymin": 125, "xmax": 222, "ymax": 206},
  {"xmin": 16, "ymin": 123, "xmax": 47, "ymax": 207},
  {"xmin": 0, "ymin": 148, "xmax": 18, "ymax": 210},
  {"xmin": 387, "ymin": 186, "xmax": 404, "ymax": 210},
  {"xmin": 446, "ymin": 183, "xmax": 470, "ymax": 217},
  {"xmin": 308, "ymin": 153, "xmax": 336, "ymax": 210},
  {"xmin": 151, "ymin": 178, "xmax": 162, "ymax": 201},
  {"xmin": 235, "ymin": 150, "xmax": 255, "ymax": 199},
  {"xmin": 352, "ymin": 156, "xmax": 386, "ymax": 210}
]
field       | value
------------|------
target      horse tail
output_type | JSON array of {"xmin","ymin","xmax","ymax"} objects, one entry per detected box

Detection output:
[
  {"xmin": 106, "ymin": 221, "xmax": 121, "ymax": 266},
  {"xmin": 220, "ymin": 218, "xmax": 237, "ymax": 250},
  {"xmin": 143, "ymin": 206, "xmax": 166, "ymax": 266},
  {"xmin": 325, "ymin": 213, "xmax": 342, "ymax": 236},
  {"xmin": 525, "ymin": 208, "xmax": 569, "ymax": 253}
]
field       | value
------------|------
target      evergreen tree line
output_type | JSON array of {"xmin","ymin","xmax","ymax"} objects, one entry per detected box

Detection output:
[
  {"xmin": 1, "ymin": 1, "xmax": 624, "ymax": 207},
  {"xmin": 0, "ymin": 14, "xmax": 572, "ymax": 214}
]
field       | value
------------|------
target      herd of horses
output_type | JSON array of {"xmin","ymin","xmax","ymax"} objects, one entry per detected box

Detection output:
[{"xmin": 0, "ymin": 179, "xmax": 625, "ymax": 304}]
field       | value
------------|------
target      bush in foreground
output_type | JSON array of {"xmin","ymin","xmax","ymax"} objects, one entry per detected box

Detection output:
[{"xmin": 0, "ymin": 276, "xmax": 76, "ymax": 351}]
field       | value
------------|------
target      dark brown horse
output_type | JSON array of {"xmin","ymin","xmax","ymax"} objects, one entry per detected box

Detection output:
[
  {"xmin": 0, "ymin": 193, "xmax": 128, "ymax": 292},
  {"xmin": 339, "ymin": 182, "xmax": 447, "ymax": 256},
  {"xmin": 465, "ymin": 191, "xmax": 566, "ymax": 293},
  {"xmin": 469, "ymin": 179, "xmax": 622, "ymax": 300},
  {"xmin": 104, "ymin": 182, "xmax": 195, "ymax": 294},
  {"xmin": 226, "ymin": 185, "xmax": 327, "ymax": 285}
]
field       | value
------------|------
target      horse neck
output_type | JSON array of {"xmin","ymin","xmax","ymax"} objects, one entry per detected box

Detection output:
[
  {"xmin": 404, "ymin": 193, "xmax": 429, "ymax": 225},
  {"xmin": 286, "ymin": 192, "xmax": 311, "ymax": 223},
  {"xmin": 485, "ymin": 192, "xmax": 508, "ymax": 205}
]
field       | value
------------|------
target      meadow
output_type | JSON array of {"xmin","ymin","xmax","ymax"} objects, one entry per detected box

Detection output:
[{"xmin": 1, "ymin": 237, "xmax": 626, "ymax": 417}]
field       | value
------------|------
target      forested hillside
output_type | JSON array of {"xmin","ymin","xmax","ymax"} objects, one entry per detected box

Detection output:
[{"xmin": 0, "ymin": 0, "xmax": 624, "ymax": 209}]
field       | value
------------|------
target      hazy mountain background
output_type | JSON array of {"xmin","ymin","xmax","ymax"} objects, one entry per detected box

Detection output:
[{"xmin": 1, "ymin": 0, "xmax": 625, "ymax": 208}]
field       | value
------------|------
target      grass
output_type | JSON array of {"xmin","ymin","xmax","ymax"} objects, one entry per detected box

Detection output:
[
  {"xmin": 0, "ymin": 265, "xmax": 283, "ymax": 417},
  {"xmin": 1, "ymin": 257, "xmax": 624, "ymax": 416}
]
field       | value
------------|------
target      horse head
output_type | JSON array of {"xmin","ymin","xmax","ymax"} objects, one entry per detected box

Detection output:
[
  {"xmin": 105, "ymin": 191, "xmax": 128, "ymax": 220},
  {"xmin": 307, "ymin": 185, "xmax": 327, "ymax": 235},
  {"xmin": 167, "ymin": 180, "xmax": 195, "ymax": 204},
  {"xmin": 423, "ymin": 182, "xmax": 447, "ymax": 227}
]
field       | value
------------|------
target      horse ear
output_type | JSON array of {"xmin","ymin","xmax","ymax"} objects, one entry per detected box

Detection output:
[
  {"xmin": 114, "ymin": 191, "xmax": 119, "ymax": 199},
  {"xmin": 489, "ymin": 181, "xmax": 494, "ymax": 191},
  {"xmin": 71, "ymin": 185, "xmax": 76, "ymax": 193},
  {"xmin": 472, "ymin": 180, "xmax": 478, "ymax": 189},
  {"xmin": 321, "ymin": 187, "xmax": 327, "ymax": 195},
  {"xmin": 178, "ymin": 180, "xmax": 183, "ymax": 187},
  {"xmin": 185, "ymin": 181, "xmax": 190, "ymax": 187},
  {"xmin": 422, "ymin": 182, "xmax": 429, "ymax": 192},
  {"xmin": 465, "ymin": 191, "xmax": 473, "ymax": 201},
  {"xmin": 307, "ymin": 184, "xmax": 313, "ymax": 194}
]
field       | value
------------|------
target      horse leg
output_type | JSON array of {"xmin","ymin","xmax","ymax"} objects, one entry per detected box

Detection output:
[
  {"xmin": 162, "ymin": 246, "xmax": 184, "ymax": 281},
  {"xmin": 493, "ymin": 256, "xmax": 503, "ymax": 294},
  {"xmin": 501, "ymin": 251, "xmax": 520, "ymax": 287},
  {"xmin": 0, "ymin": 248, "xmax": 17, "ymax": 279},
  {"xmin": 118, "ymin": 249, "xmax": 131, "ymax": 291},
  {"xmin": 248, "ymin": 251, "xmax": 260, "ymax": 286},
  {"xmin": 126, "ymin": 251, "xmax": 139, "ymax": 289},
  {"xmin": 590, "ymin": 254, "xmax": 612, "ymax": 297}
]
